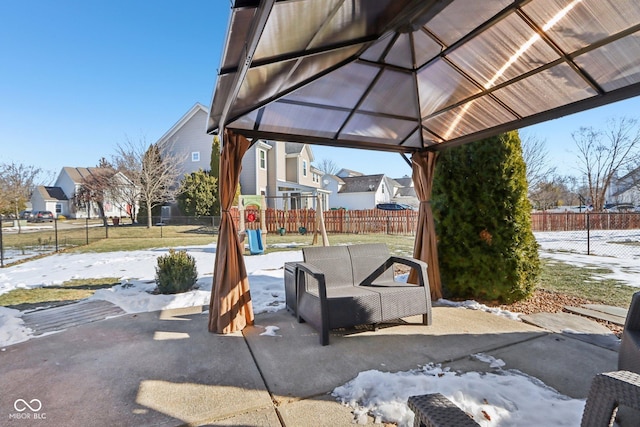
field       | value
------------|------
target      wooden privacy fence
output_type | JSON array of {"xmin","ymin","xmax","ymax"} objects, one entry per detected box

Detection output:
[
  {"xmin": 230, "ymin": 208, "xmax": 419, "ymax": 235},
  {"xmin": 530, "ymin": 212, "xmax": 640, "ymax": 231},
  {"xmin": 232, "ymin": 209, "xmax": 640, "ymax": 234}
]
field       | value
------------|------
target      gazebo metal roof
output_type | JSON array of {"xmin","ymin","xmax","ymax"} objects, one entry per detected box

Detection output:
[{"xmin": 208, "ymin": 0, "xmax": 640, "ymax": 153}]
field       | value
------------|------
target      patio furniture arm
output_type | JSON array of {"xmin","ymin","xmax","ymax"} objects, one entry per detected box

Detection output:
[
  {"xmin": 295, "ymin": 261, "xmax": 330, "ymax": 345},
  {"xmin": 623, "ymin": 291, "xmax": 640, "ymax": 331},
  {"xmin": 359, "ymin": 256, "xmax": 429, "ymax": 288},
  {"xmin": 581, "ymin": 370, "xmax": 640, "ymax": 426},
  {"xmin": 295, "ymin": 262, "xmax": 328, "ymax": 300},
  {"xmin": 389, "ymin": 256, "xmax": 429, "ymax": 287},
  {"xmin": 295, "ymin": 262, "xmax": 325, "ymax": 288},
  {"xmin": 619, "ymin": 291, "xmax": 640, "ymax": 374}
]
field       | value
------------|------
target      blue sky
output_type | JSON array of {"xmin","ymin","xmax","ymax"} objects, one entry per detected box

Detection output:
[{"xmin": 2, "ymin": 1, "xmax": 639, "ymax": 182}]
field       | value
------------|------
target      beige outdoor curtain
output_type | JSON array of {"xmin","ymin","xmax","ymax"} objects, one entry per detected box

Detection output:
[
  {"xmin": 408, "ymin": 151, "xmax": 442, "ymax": 300},
  {"xmin": 209, "ymin": 129, "xmax": 254, "ymax": 334}
]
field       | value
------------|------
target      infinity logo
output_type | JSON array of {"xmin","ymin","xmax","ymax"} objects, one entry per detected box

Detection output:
[{"xmin": 14, "ymin": 399, "xmax": 42, "ymax": 412}]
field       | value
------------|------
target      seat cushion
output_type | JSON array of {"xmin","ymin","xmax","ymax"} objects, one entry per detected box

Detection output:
[
  {"xmin": 361, "ymin": 283, "xmax": 427, "ymax": 321},
  {"xmin": 302, "ymin": 246, "xmax": 354, "ymax": 288},
  {"xmin": 348, "ymin": 243, "xmax": 394, "ymax": 285},
  {"xmin": 325, "ymin": 286, "xmax": 382, "ymax": 328}
]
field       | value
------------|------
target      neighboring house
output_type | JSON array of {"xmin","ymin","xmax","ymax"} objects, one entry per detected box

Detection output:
[
  {"xmin": 156, "ymin": 104, "xmax": 424, "ymax": 213},
  {"xmin": 157, "ymin": 104, "xmax": 330, "ymax": 211},
  {"xmin": 607, "ymin": 167, "xmax": 640, "ymax": 207},
  {"xmin": 31, "ymin": 167, "xmax": 137, "ymax": 219},
  {"xmin": 241, "ymin": 140, "xmax": 330, "ymax": 210},
  {"xmin": 323, "ymin": 171, "xmax": 418, "ymax": 210},
  {"xmin": 391, "ymin": 176, "xmax": 419, "ymax": 208},
  {"xmin": 324, "ymin": 173, "xmax": 398, "ymax": 210},
  {"xmin": 156, "ymin": 102, "xmax": 213, "ymax": 179},
  {"xmin": 30, "ymin": 186, "xmax": 68, "ymax": 217}
]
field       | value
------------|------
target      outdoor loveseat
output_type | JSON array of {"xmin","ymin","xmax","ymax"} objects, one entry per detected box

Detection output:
[{"xmin": 295, "ymin": 243, "xmax": 432, "ymax": 345}]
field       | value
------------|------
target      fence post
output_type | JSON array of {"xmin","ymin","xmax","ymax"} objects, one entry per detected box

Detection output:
[
  {"xmin": 0, "ymin": 218, "xmax": 4, "ymax": 268},
  {"xmin": 86, "ymin": 218, "xmax": 89, "ymax": 245},
  {"xmin": 54, "ymin": 218, "xmax": 59, "ymax": 252},
  {"xmin": 587, "ymin": 213, "xmax": 590, "ymax": 255}
]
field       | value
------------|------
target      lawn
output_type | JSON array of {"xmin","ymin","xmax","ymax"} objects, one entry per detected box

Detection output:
[
  {"xmin": 0, "ymin": 278, "xmax": 121, "ymax": 311},
  {"xmin": 1, "ymin": 228, "xmax": 635, "ymax": 310}
]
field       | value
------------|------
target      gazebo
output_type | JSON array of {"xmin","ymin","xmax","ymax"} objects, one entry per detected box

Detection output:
[{"xmin": 207, "ymin": 0, "xmax": 640, "ymax": 334}]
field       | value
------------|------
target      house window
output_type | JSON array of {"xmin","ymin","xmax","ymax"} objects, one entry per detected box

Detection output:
[
  {"xmin": 55, "ymin": 204, "xmax": 62, "ymax": 214},
  {"xmin": 303, "ymin": 160, "xmax": 308, "ymax": 177},
  {"xmin": 259, "ymin": 149, "xmax": 266, "ymax": 169},
  {"xmin": 381, "ymin": 184, "xmax": 385, "ymax": 194},
  {"xmin": 191, "ymin": 152, "xmax": 200, "ymax": 162}
]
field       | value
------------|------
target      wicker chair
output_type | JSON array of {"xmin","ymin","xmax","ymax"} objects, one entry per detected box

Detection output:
[
  {"xmin": 616, "ymin": 290, "xmax": 640, "ymax": 425},
  {"xmin": 619, "ymin": 291, "xmax": 640, "ymax": 374},
  {"xmin": 296, "ymin": 243, "xmax": 432, "ymax": 345},
  {"xmin": 408, "ymin": 371, "xmax": 640, "ymax": 427}
]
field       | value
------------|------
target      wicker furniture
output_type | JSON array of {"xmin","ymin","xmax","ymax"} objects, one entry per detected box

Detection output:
[
  {"xmin": 408, "ymin": 394, "xmax": 479, "ymax": 427},
  {"xmin": 296, "ymin": 243, "xmax": 432, "ymax": 345},
  {"xmin": 408, "ymin": 371, "xmax": 640, "ymax": 427},
  {"xmin": 616, "ymin": 290, "xmax": 640, "ymax": 425},
  {"xmin": 619, "ymin": 291, "xmax": 640, "ymax": 374}
]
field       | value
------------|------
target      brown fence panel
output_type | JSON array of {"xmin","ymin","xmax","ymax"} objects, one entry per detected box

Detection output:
[
  {"xmin": 531, "ymin": 212, "xmax": 640, "ymax": 231},
  {"xmin": 230, "ymin": 207, "xmax": 419, "ymax": 235}
]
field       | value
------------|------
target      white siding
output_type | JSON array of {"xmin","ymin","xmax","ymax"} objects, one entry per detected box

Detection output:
[
  {"xmin": 332, "ymin": 192, "xmax": 376, "ymax": 210},
  {"xmin": 54, "ymin": 172, "xmax": 77, "ymax": 200}
]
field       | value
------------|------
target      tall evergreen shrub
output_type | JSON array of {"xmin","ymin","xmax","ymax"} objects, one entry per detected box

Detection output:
[{"xmin": 432, "ymin": 131, "xmax": 539, "ymax": 303}]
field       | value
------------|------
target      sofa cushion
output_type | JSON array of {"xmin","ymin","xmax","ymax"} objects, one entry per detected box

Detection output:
[
  {"xmin": 325, "ymin": 286, "xmax": 383, "ymax": 328},
  {"xmin": 348, "ymin": 243, "xmax": 394, "ymax": 285},
  {"xmin": 302, "ymin": 246, "xmax": 353, "ymax": 288},
  {"xmin": 362, "ymin": 284, "xmax": 428, "ymax": 321}
]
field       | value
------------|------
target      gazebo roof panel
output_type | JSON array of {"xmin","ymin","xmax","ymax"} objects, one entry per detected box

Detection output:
[
  {"xmin": 522, "ymin": 0, "xmax": 640, "ymax": 53},
  {"xmin": 423, "ymin": 96, "xmax": 517, "ymax": 141},
  {"xmin": 425, "ymin": 0, "xmax": 513, "ymax": 46},
  {"xmin": 445, "ymin": 12, "xmax": 561, "ymax": 88},
  {"xmin": 493, "ymin": 63, "xmax": 598, "ymax": 118},
  {"xmin": 575, "ymin": 33, "xmax": 640, "ymax": 92},
  {"xmin": 209, "ymin": 0, "xmax": 640, "ymax": 153},
  {"xmin": 416, "ymin": 59, "xmax": 482, "ymax": 117},
  {"xmin": 340, "ymin": 114, "xmax": 419, "ymax": 146},
  {"xmin": 285, "ymin": 62, "xmax": 379, "ymax": 109}
]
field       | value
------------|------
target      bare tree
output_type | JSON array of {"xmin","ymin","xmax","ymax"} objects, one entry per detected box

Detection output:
[
  {"xmin": 0, "ymin": 162, "xmax": 47, "ymax": 233},
  {"xmin": 572, "ymin": 117, "xmax": 640, "ymax": 211},
  {"xmin": 113, "ymin": 138, "xmax": 183, "ymax": 228},
  {"xmin": 111, "ymin": 147, "xmax": 142, "ymax": 222},
  {"xmin": 315, "ymin": 158, "xmax": 339, "ymax": 175},
  {"xmin": 75, "ymin": 166, "xmax": 117, "ymax": 227},
  {"xmin": 520, "ymin": 132, "xmax": 556, "ymax": 193},
  {"xmin": 528, "ymin": 175, "xmax": 576, "ymax": 210}
]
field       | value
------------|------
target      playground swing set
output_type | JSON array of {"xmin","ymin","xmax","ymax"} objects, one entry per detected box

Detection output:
[{"xmin": 237, "ymin": 194, "xmax": 329, "ymax": 255}]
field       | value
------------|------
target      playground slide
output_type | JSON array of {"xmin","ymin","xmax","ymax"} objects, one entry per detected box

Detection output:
[{"xmin": 246, "ymin": 229, "xmax": 264, "ymax": 255}]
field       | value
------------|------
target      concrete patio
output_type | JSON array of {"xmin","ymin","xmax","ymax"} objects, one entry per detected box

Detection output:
[{"xmin": 0, "ymin": 304, "xmax": 619, "ymax": 426}]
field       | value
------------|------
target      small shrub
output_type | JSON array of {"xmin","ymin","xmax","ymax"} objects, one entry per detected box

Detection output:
[
  {"xmin": 155, "ymin": 249, "xmax": 198, "ymax": 294},
  {"xmin": 58, "ymin": 215, "xmax": 67, "ymax": 220}
]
